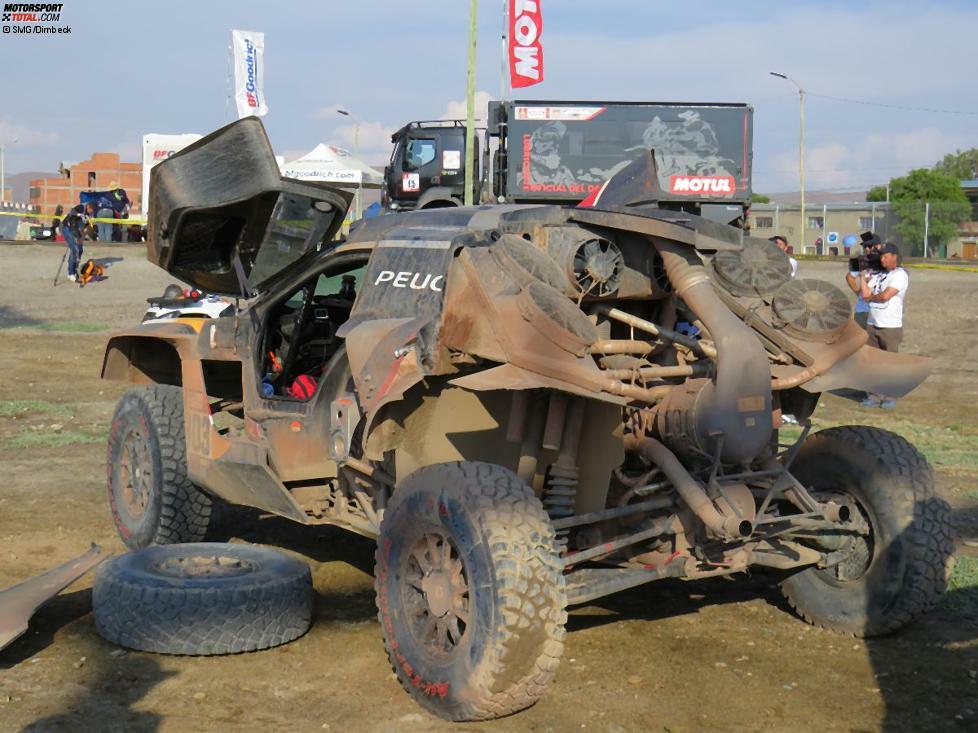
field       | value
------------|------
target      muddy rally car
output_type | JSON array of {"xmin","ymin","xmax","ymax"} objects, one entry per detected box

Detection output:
[{"xmin": 100, "ymin": 118, "xmax": 953, "ymax": 721}]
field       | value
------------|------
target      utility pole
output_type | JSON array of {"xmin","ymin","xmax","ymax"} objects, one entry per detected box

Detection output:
[
  {"xmin": 0, "ymin": 138, "xmax": 18, "ymax": 204},
  {"xmin": 923, "ymin": 201, "xmax": 930, "ymax": 258},
  {"xmin": 770, "ymin": 73, "xmax": 805, "ymax": 251},
  {"xmin": 336, "ymin": 109, "xmax": 362, "ymax": 220},
  {"xmin": 464, "ymin": 0, "xmax": 478, "ymax": 206},
  {"xmin": 500, "ymin": 0, "xmax": 508, "ymax": 102}
]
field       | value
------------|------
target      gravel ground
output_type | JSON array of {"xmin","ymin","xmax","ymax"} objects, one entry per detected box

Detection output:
[{"xmin": 0, "ymin": 242, "xmax": 976, "ymax": 733}]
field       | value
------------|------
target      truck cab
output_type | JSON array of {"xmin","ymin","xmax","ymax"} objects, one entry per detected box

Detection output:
[{"xmin": 382, "ymin": 120, "xmax": 477, "ymax": 212}]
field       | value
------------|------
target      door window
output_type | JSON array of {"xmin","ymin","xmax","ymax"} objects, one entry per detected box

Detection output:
[
  {"xmin": 260, "ymin": 261, "xmax": 367, "ymax": 402},
  {"xmin": 248, "ymin": 195, "xmax": 339, "ymax": 290},
  {"xmin": 404, "ymin": 139, "xmax": 437, "ymax": 171}
]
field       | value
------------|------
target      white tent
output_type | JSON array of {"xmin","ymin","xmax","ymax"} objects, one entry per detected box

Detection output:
[{"xmin": 280, "ymin": 144, "xmax": 383, "ymax": 188}]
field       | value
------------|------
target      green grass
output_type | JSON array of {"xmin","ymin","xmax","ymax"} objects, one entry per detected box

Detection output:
[
  {"xmin": 1, "ymin": 426, "xmax": 105, "ymax": 450},
  {"xmin": 0, "ymin": 400, "xmax": 73, "ymax": 418},
  {"xmin": 35, "ymin": 321, "xmax": 109, "ymax": 333},
  {"xmin": 779, "ymin": 418, "xmax": 978, "ymax": 474},
  {"xmin": 946, "ymin": 555, "xmax": 978, "ymax": 616}
]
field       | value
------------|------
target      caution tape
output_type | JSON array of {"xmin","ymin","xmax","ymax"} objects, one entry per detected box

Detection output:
[
  {"xmin": 0, "ymin": 210, "xmax": 147, "ymax": 225},
  {"xmin": 904, "ymin": 262, "xmax": 978, "ymax": 273}
]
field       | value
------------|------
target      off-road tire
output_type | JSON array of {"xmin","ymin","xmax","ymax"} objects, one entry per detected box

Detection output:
[
  {"xmin": 107, "ymin": 385, "xmax": 212, "ymax": 550},
  {"xmin": 375, "ymin": 462, "xmax": 566, "ymax": 721},
  {"xmin": 780, "ymin": 426, "xmax": 954, "ymax": 637},
  {"xmin": 93, "ymin": 543, "xmax": 313, "ymax": 655}
]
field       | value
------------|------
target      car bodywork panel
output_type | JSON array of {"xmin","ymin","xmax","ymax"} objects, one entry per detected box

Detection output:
[
  {"xmin": 101, "ymin": 118, "xmax": 933, "ymax": 544},
  {"xmin": 0, "ymin": 545, "xmax": 106, "ymax": 652}
]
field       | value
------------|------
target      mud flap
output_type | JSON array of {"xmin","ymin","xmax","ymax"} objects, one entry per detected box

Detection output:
[{"xmin": 0, "ymin": 544, "xmax": 106, "ymax": 651}]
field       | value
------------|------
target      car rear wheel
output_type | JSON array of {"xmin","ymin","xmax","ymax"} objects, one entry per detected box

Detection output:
[{"xmin": 780, "ymin": 426, "xmax": 954, "ymax": 637}]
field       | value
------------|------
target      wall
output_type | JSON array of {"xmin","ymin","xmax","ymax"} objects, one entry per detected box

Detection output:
[
  {"xmin": 748, "ymin": 202, "xmax": 894, "ymax": 254},
  {"xmin": 29, "ymin": 152, "xmax": 141, "ymax": 217}
]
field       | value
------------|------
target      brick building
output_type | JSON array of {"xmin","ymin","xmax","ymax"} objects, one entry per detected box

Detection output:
[{"xmin": 29, "ymin": 152, "xmax": 141, "ymax": 217}]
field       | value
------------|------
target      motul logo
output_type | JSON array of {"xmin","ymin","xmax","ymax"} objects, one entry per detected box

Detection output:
[
  {"xmin": 509, "ymin": 0, "xmax": 544, "ymax": 89},
  {"xmin": 669, "ymin": 175, "xmax": 736, "ymax": 196}
]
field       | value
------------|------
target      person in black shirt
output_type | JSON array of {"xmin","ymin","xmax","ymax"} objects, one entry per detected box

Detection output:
[{"xmin": 62, "ymin": 202, "xmax": 95, "ymax": 282}]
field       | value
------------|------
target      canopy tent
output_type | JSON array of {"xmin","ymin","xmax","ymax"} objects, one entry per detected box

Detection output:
[{"xmin": 280, "ymin": 144, "xmax": 384, "ymax": 188}]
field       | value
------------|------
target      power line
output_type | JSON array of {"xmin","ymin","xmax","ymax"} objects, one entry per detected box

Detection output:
[
  {"xmin": 756, "ymin": 164, "xmax": 937, "ymax": 174},
  {"xmin": 806, "ymin": 92, "xmax": 978, "ymax": 117}
]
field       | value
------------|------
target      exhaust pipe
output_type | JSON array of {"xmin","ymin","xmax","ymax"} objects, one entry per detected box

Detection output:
[
  {"xmin": 624, "ymin": 434, "xmax": 752, "ymax": 539},
  {"xmin": 651, "ymin": 240, "xmax": 772, "ymax": 464}
]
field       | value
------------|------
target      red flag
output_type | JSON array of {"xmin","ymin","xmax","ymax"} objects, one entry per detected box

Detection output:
[{"xmin": 509, "ymin": 0, "xmax": 544, "ymax": 89}]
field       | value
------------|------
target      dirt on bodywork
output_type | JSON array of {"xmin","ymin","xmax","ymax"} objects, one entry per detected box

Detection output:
[{"xmin": 1, "ymin": 243, "xmax": 977, "ymax": 731}]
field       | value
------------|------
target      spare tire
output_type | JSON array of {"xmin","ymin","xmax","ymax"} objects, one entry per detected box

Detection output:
[{"xmin": 94, "ymin": 543, "xmax": 313, "ymax": 655}]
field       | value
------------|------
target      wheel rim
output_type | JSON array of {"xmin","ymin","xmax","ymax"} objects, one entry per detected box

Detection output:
[
  {"xmin": 118, "ymin": 428, "xmax": 154, "ymax": 521},
  {"xmin": 152, "ymin": 554, "xmax": 258, "ymax": 579},
  {"xmin": 400, "ymin": 531, "xmax": 470, "ymax": 659},
  {"xmin": 814, "ymin": 491, "xmax": 876, "ymax": 583}
]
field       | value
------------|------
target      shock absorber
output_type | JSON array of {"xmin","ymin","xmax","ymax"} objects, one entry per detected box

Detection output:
[{"xmin": 543, "ymin": 397, "xmax": 586, "ymax": 546}]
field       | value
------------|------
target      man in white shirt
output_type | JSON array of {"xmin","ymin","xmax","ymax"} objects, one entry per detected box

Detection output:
[
  {"xmin": 859, "ymin": 242, "xmax": 909, "ymax": 408},
  {"xmin": 770, "ymin": 235, "xmax": 798, "ymax": 278}
]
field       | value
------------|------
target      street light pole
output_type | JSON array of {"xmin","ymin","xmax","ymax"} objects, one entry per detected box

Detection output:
[
  {"xmin": 0, "ymin": 138, "xmax": 18, "ymax": 204},
  {"xmin": 336, "ymin": 109, "xmax": 362, "ymax": 220},
  {"xmin": 770, "ymin": 72, "xmax": 805, "ymax": 251}
]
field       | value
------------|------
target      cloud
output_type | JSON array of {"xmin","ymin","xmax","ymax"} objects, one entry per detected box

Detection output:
[
  {"xmin": 437, "ymin": 91, "xmax": 494, "ymax": 123},
  {"xmin": 112, "ymin": 139, "xmax": 142, "ymax": 162},
  {"xmin": 310, "ymin": 91, "xmax": 495, "ymax": 164},
  {"xmin": 764, "ymin": 128, "xmax": 974, "ymax": 191},
  {"xmin": 0, "ymin": 119, "xmax": 59, "ymax": 147}
]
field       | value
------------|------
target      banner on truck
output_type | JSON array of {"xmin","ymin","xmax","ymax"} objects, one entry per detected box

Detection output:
[
  {"xmin": 509, "ymin": 0, "xmax": 544, "ymax": 89},
  {"xmin": 232, "ymin": 29, "xmax": 268, "ymax": 119},
  {"xmin": 141, "ymin": 133, "xmax": 203, "ymax": 217}
]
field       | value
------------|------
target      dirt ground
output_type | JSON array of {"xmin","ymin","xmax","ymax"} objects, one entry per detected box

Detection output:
[{"xmin": 0, "ymin": 242, "xmax": 976, "ymax": 733}]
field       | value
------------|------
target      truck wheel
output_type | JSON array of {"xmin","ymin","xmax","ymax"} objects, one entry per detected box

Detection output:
[
  {"xmin": 375, "ymin": 462, "xmax": 566, "ymax": 721},
  {"xmin": 107, "ymin": 385, "xmax": 212, "ymax": 550},
  {"xmin": 94, "ymin": 543, "xmax": 313, "ymax": 655},
  {"xmin": 780, "ymin": 426, "xmax": 954, "ymax": 637}
]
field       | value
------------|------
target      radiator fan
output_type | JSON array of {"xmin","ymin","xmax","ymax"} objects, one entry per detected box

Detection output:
[
  {"xmin": 713, "ymin": 241, "xmax": 792, "ymax": 298},
  {"xmin": 772, "ymin": 278, "xmax": 852, "ymax": 342},
  {"xmin": 571, "ymin": 238, "xmax": 624, "ymax": 297}
]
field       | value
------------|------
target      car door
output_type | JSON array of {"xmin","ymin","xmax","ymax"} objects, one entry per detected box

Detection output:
[{"xmin": 146, "ymin": 116, "xmax": 353, "ymax": 298}]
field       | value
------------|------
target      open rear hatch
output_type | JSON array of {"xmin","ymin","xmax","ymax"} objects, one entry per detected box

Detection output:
[{"xmin": 148, "ymin": 117, "xmax": 353, "ymax": 297}]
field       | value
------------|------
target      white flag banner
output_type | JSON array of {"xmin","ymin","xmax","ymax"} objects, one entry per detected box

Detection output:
[{"xmin": 232, "ymin": 29, "xmax": 268, "ymax": 118}]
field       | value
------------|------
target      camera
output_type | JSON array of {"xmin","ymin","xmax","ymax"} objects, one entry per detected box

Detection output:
[
  {"xmin": 849, "ymin": 251, "xmax": 881, "ymax": 272},
  {"xmin": 848, "ymin": 231, "xmax": 883, "ymax": 272}
]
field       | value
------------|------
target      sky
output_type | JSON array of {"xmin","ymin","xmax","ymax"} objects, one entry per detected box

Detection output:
[{"xmin": 0, "ymin": 0, "xmax": 975, "ymax": 194}]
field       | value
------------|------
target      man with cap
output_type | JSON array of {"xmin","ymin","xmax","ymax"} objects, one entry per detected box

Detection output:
[
  {"xmin": 769, "ymin": 235, "xmax": 798, "ymax": 278},
  {"xmin": 859, "ymin": 242, "xmax": 909, "ymax": 408},
  {"xmin": 846, "ymin": 234, "xmax": 882, "ymax": 329},
  {"xmin": 61, "ymin": 201, "xmax": 95, "ymax": 282}
]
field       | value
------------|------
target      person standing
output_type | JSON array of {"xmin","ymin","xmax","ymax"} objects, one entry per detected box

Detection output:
[
  {"xmin": 61, "ymin": 202, "xmax": 95, "ymax": 282},
  {"xmin": 769, "ymin": 235, "xmax": 798, "ymax": 277},
  {"xmin": 95, "ymin": 193, "xmax": 114, "ymax": 243},
  {"xmin": 846, "ymin": 237, "xmax": 881, "ymax": 329},
  {"xmin": 859, "ymin": 242, "xmax": 909, "ymax": 408}
]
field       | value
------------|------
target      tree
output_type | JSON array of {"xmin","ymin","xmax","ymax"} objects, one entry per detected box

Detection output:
[
  {"xmin": 934, "ymin": 148, "xmax": 978, "ymax": 180},
  {"xmin": 866, "ymin": 184, "xmax": 887, "ymax": 202},
  {"xmin": 752, "ymin": 193, "xmax": 771, "ymax": 203},
  {"xmin": 883, "ymin": 168, "xmax": 971, "ymax": 257}
]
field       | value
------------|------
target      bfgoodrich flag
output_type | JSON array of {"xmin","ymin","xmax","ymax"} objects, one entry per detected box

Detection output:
[
  {"xmin": 232, "ymin": 29, "xmax": 268, "ymax": 118},
  {"xmin": 509, "ymin": 0, "xmax": 544, "ymax": 88}
]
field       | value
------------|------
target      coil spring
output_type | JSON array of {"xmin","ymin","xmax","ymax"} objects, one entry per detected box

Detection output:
[{"xmin": 544, "ymin": 463, "xmax": 579, "ymax": 545}]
